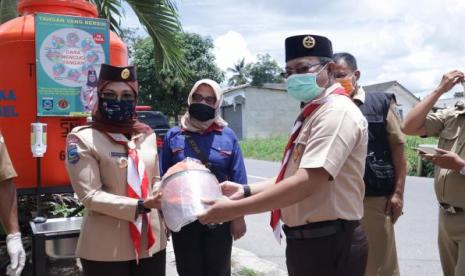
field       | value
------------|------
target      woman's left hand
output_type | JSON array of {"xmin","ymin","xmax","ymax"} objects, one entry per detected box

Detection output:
[{"xmin": 230, "ymin": 217, "xmax": 247, "ymax": 240}]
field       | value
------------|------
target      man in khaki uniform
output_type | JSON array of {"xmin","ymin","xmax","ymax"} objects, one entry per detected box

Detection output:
[
  {"xmin": 334, "ymin": 52, "xmax": 407, "ymax": 276},
  {"xmin": 0, "ymin": 129, "xmax": 26, "ymax": 276},
  {"xmin": 403, "ymin": 70, "xmax": 465, "ymax": 276},
  {"xmin": 199, "ymin": 34, "xmax": 368, "ymax": 276},
  {"xmin": 65, "ymin": 64, "xmax": 167, "ymax": 275}
]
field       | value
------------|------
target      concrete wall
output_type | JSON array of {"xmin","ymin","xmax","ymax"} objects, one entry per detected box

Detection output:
[
  {"xmin": 388, "ymin": 85, "xmax": 419, "ymax": 119},
  {"xmin": 243, "ymin": 87, "xmax": 299, "ymax": 139}
]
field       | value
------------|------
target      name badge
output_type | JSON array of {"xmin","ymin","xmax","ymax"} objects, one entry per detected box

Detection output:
[{"xmin": 111, "ymin": 152, "xmax": 128, "ymax": 158}]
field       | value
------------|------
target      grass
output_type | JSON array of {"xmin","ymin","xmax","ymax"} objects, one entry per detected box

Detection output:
[
  {"xmin": 239, "ymin": 135, "xmax": 288, "ymax": 161},
  {"xmin": 240, "ymin": 135, "xmax": 439, "ymax": 177},
  {"xmin": 235, "ymin": 267, "xmax": 259, "ymax": 276},
  {"xmin": 405, "ymin": 136, "xmax": 438, "ymax": 176}
]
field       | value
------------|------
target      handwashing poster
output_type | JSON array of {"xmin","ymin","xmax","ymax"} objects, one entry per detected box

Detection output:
[{"xmin": 35, "ymin": 13, "xmax": 109, "ymax": 116}]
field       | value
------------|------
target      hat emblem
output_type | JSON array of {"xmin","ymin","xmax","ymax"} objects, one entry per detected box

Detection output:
[
  {"xmin": 121, "ymin": 68, "xmax": 130, "ymax": 80},
  {"xmin": 302, "ymin": 36, "xmax": 316, "ymax": 49}
]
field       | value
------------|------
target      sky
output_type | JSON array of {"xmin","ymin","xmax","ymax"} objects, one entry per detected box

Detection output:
[{"xmin": 123, "ymin": 0, "xmax": 465, "ymax": 98}]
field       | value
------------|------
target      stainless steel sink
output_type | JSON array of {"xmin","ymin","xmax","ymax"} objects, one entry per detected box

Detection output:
[
  {"xmin": 30, "ymin": 217, "xmax": 82, "ymax": 259},
  {"xmin": 30, "ymin": 217, "xmax": 82, "ymax": 234}
]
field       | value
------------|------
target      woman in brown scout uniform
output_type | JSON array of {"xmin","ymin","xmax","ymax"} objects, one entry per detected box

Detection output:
[{"xmin": 65, "ymin": 64, "xmax": 167, "ymax": 276}]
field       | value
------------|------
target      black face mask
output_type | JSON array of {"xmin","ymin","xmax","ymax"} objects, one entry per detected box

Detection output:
[
  {"xmin": 99, "ymin": 98, "xmax": 135, "ymax": 122},
  {"xmin": 188, "ymin": 103, "xmax": 216, "ymax": 122}
]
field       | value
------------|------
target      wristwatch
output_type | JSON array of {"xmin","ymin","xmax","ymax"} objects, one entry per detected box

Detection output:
[
  {"xmin": 460, "ymin": 166, "xmax": 465, "ymax": 176},
  {"xmin": 137, "ymin": 199, "xmax": 151, "ymax": 215},
  {"xmin": 243, "ymin": 185, "xmax": 252, "ymax": 198}
]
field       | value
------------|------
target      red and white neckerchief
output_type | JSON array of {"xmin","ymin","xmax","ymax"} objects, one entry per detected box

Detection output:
[
  {"xmin": 270, "ymin": 87, "xmax": 348, "ymax": 243},
  {"xmin": 105, "ymin": 132, "xmax": 156, "ymax": 261}
]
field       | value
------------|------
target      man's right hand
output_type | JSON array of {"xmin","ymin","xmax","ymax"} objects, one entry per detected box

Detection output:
[
  {"xmin": 220, "ymin": 181, "xmax": 244, "ymax": 200},
  {"xmin": 436, "ymin": 70, "xmax": 464, "ymax": 95},
  {"xmin": 143, "ymin": 191, "xmax": 163, "ymax": 209}
]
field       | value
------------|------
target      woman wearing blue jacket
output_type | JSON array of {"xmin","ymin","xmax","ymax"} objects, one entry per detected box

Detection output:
[{"xmin": 160, "ymin": 79, "xmax": 247, "ymax": 276}]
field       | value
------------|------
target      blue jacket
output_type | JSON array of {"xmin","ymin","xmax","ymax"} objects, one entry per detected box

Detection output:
[{"xmin": 160, "ymin": 126, "xmax": 247, "ymax": 185}]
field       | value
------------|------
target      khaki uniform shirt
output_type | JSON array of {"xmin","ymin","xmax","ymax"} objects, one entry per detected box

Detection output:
[
  {"xmin": 281, "ymin": 83, "xmax": 368, "ymax": 227},
  {"xmin": 0, "ymin": 130, "xmax": 17, "ymax": 183},
  {"xmin": 353, "ymin": 87, "xmax": 406, "ymax": 149},
  {"xmin": 424, "ymin": 106, "xmax": 465, "ymax": 208},
  {"xmin": 65, "ymin": 126, "xmax": 167, "ymax": 262}
]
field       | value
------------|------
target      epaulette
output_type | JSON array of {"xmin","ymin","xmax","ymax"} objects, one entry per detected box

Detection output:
[{"xmin": 72, "ymin": 125, "xmax": 93, "ymax": 133}]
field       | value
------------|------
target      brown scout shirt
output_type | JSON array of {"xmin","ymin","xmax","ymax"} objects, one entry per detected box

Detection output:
[
  {"xmin": 0, "ymin": 130, "xmax": 17, "ymax": 183},
  {"xmin": 424, "ymin": 106, "xmax": 465, "ymax": 208},
  {"xmin": 65, "ymin": 126, "xmax": 167, "ymax": 262},
  {"xmin": 281, "ymin": 83, "xmax": 368, "ymax": 227}
]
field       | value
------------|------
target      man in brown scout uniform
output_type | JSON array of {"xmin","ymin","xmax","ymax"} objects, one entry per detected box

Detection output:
[
  {"xmin": 65, "ymin": 64, "xmax": 167, "ymax": 275},
  {"xmin": 0, "ymin": 129, "xmax": 26, "ymax": 276},
  {"xmin": 199, "ymin": 34, "xmax": 369, "ymax": 276},
  {"xmin": 402, "ymin": 70, "xmax": 465, "ymax": 276},
  {"xmin": 334, "ymin": 52, "xmax": 406, "ymax": 276}
]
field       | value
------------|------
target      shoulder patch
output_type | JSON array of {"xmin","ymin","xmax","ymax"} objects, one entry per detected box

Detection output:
[{"xmin": 67, "ymin": 143, "xmax": 79, "ymax": 164}]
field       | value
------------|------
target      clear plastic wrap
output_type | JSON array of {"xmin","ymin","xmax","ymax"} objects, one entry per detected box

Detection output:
[{"xmin": 161, "ymin": 158, "xmax": 221, "ymax": 232}]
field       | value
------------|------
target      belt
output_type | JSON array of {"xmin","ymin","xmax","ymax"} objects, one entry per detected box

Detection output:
[
  {"xmin": 283, "ymin": 219, "xmax": 359, "ymax": 240},
  {"xmin": 440, "ymin": 203, "xmax": 464, "ymax": 214}
]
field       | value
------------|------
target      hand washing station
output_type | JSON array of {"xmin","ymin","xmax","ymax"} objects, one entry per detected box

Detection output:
[{"xmin": 30, "ymin": 217, "xmax": 82, "ymax": 276}]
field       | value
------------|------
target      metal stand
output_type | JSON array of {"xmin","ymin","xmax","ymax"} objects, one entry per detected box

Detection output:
[{"xmin": 32, "ymin": 157, "xmax": 46, "ymax": 224}]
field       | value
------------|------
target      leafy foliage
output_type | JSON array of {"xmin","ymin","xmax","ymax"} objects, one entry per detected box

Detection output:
[
  {"xmin": 0, "ymin": 0, "xmax": 17, "ymax": 24},
  {"xmin": 227, "ymin": 54, "xmax": 284, "ymax": 87},
  {"xmin": 246, "ymin": 53, "xmax": 284, "ymax": 86},
  {"xmin": 227, "ymin": 58, "xmax": 248, "ymax": 86},
  {"xmin": 133, "ymin": 32, "xmax": 224, "ymax": 122}
]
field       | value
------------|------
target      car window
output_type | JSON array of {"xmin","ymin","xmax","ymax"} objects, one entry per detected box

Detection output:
[{"xmin": 137, "ymin": 111, "xmax": 169, "ymax": 129}]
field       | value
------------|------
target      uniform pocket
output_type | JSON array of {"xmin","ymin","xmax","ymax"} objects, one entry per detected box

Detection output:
[
  {"xmin": 169, "ymin": 139, "xmax": 185, "ymax": 155},
  {"xmin": 439, "ymin": 128, "xmax": 459, "ymax": 151},
  {"xmin": 211, "ymin": 141, "xmax": 233, "ymax": 157}
]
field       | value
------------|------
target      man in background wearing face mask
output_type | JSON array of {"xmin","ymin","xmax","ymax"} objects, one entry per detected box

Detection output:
[
  {"xmin": 198, "ymin": 35, "xmax": 368, "ymax": 276},
  {"xmin": 334, "ymin": 52, "xmax": 406, "ymax": 276}
]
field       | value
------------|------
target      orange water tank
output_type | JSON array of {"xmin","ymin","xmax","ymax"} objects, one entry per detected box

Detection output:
[{"xmin": 0, "ymin": 0, "xmax": 128, "ymax": 191}]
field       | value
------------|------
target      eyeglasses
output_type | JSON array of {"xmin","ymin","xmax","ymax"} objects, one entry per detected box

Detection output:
[
  {"xmin": 281, "ymin": 62, "xmax": 325, "ymax": 79},
  {"xmin": 100, "ymin": 90, "xmax": 136, "ymax": 101},
  {"xmin": 192, "ymin": 93, "xmax": 217, "ymax": 105}
]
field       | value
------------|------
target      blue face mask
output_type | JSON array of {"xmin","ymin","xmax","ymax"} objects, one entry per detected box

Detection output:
[
  {"xmin": 286, "ymin": 66, "xmax": 327, "ymax": 102},
  {"xmin": 99, "ymin": 98, "xmax": 135, "ymax": 122}
]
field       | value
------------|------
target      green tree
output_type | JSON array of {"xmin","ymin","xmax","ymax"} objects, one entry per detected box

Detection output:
[
  {"xmin": 0, "ymin": 0, "xmax": 184, "ymax": 74},
  {"xmin": 0, "ymin": 0, "xmax": 17, "ymax": 23},
  {"xmin": 227, "ymin": 58, "xmax": 249, "ymax": 86},
  {"xmin": 134, "ymin": 32, "xmax": 224, "ymax": 122},
  {"xmin": 246, "ymin": 53, "xmax": 284, "ymax": 87}
]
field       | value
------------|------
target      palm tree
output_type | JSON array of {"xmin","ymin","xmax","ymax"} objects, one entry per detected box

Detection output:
[
  {"xmin": 0, "ymin": 0, "xmax": 184, "ymax": 74},
  {"xmin": 227, "ymin": 58, "xmax": 249, "ymax": 86}
]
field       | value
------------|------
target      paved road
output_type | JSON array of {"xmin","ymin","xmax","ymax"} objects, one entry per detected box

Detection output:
[{"xmin": 234, "ymin": 159, "xmax": 443, "ymax": 276}]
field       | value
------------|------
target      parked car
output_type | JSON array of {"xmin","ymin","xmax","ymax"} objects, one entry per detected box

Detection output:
[{"xmin": 136, "ymin": 106, "xmax": 170, "ymax": 150}]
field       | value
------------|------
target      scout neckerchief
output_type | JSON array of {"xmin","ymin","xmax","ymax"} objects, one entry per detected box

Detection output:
[
  {"xmin": 105, "ymin": 132, "xmax": 156, "ymax": 261},
  {"xmin": 270, "ymin": 87, "xmax": 348, "ymax": 243}
]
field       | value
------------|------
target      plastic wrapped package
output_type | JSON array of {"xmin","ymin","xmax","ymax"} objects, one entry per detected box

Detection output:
[{"xmin": 161, "ymin": 158, "xmax": 221, "ymax": 232}]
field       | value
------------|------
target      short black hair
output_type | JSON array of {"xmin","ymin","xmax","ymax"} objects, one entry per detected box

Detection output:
[
  {"xmin": 333, "ymin": 52, "xmax": 358, "ymax": 71},
  {"xmin": 318, "ymin": 57, "xmax": 333, "ymax": 65}
]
